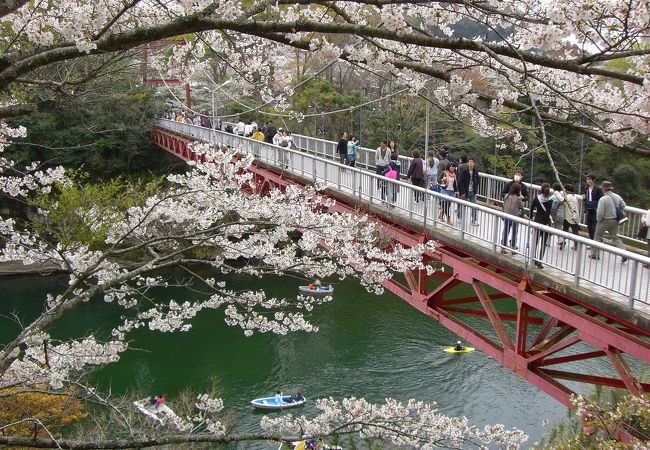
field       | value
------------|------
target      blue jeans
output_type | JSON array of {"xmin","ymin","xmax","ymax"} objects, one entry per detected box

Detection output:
[
  {"xmin": 468, "ymin": 192, "xmax": 477, "ymax": 222},
  {"xmin": 458, "ymin": 192, "xmax": 478, "ymax": 220},
  {"xmin": 502, "ymin": 219, "xmax": 518, "ymax": 248}
]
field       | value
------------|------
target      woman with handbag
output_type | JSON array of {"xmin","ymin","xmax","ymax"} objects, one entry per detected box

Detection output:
[
  {"xmin": 426, "ymin": 155, "xmax": 439, "ymax": 191},
  {"xmin": 501, "ymin": 183, "xmax": 524, "ymax": 254},
  {"xmin": 439, "ymin": 163, "xmax": 458, "ymax": 225},
  {"xmin": 561, "ymin": 184, "xmax": 580, "ymax": 250},
  {"xmin": 551, "ymin": 183, "xmax": 566, "ymax": 248}
]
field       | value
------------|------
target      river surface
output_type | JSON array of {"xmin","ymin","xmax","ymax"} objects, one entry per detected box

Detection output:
[{"xmin": 1, "ymin": 273, "xmax": 582, "ymax": 448}]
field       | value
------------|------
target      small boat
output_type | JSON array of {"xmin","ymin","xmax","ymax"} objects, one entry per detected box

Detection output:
[
  {"xmin": 251, "ymin": 395, "xmax": 306, "ymax": 409},
  {"xmin": 278, "ymin": 440, "xmax": 343, "ymax": 450},
  {"xmin": 298, "ymin": 285, "xmax": 334, "ymax": 295},
  {"xmin": 443, "ymin": 346, "xmax": 476, "ymax": 353},
  {"xmin": 133, "ymin": 398, "xmax": 189, "ymax": 430}
]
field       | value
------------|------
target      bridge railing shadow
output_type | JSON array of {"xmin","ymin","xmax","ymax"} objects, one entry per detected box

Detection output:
[{"xmin": 155, "ymin": 119, "xmax": 650, "ymax": 308}]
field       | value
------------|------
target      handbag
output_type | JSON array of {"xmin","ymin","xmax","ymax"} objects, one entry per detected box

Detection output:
[
  {"xmin": 538, "ymin": 198, "xmax": 553, "ymax": 225},
  {"xmin": 432, "ymin": 184, "xmax": 441, "ymax": 193},
  {"xmin": 616, "ymin": 206, "xmax": 628, "ymax": 224},
  {"xmin": 638, "ymin": 222, "xmax": 648, "ymax": 240}
]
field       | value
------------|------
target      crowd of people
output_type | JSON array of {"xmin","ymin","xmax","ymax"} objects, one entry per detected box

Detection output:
[
  {"xmin": 158, "ymin": 112, "xmax": 649, "ymax": 267},
  {"xmin": 364, "ymin": 136, "xmax": 647, "ymax": 269}
]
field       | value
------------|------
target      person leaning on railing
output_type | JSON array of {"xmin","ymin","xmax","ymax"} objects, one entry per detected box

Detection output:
[{"xmin": 501, "ymin": 183, "xmax": 524, "ymax": 254}]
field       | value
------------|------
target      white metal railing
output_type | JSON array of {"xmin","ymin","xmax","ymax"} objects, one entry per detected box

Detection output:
[
  {"xmin": 209, "ymin": 122, "xmax": 646, "ymax": 245},
  {"xmin": 156, "ymin": 119, "xmax": 650, "ymax": 308},
  {"xmin": 292, "ymin": 132, "xmax": 648, "ymax": 245}
]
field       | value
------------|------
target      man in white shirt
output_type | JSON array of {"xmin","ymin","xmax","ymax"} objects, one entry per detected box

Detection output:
[
  {"xmin": 375, "ymin": 140, "xmax": 391, "ymax": 175},
  {"xmin": 273, "ymin": 128, "xmax": 283, "ymax": 146},
  {"xmin": 590, "ymin": 181, "xmax": 627, "ymax": 261},
  {"xmin": 244, "ymin": 119, "xmax": 253, "ymax": 137},
  {"xmin": 236, "ymin": 119, "xmax": 245, "ymax": 136}
]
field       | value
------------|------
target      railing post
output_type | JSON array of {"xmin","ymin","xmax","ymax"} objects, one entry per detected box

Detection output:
[
  {"xmin": 408, "ymin": 186, "xmax": 414, "ymax": 218},
  {"xmin": 312, "ymin": 157, "xmax": 317, "ymax": 182},
  {"xmin": 492, "ymin": 214, "xmax": 499, "ymax": 253},
  {"xmin": 337, "ymin": 164, "xmax": 342, "ymax": 189},
  {"xmin": 423, "ymin": 192, "xmax": 428, "ymax": 227},
  {"xmin": 574, "ymin": 241, "xmax": 583, "ymax": 287},
  {"xmin": 358, "ymin": 171, "xmax": 363, "ymax": 200},
  {"xmin": 628, "ymin": 260, "xmax": 638, "ymax": 309},
  {"xmin": 432, "ymin": 194, "xmax": 439, "ymax": 229},
  {"xmin": 459, "ymin": 201, "xmax": 466, "ymax": 238}
]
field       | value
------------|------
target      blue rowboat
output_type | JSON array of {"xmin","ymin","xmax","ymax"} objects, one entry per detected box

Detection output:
[
  {"xmin": 251, "ymin": 395, "xmax": 306, "ymax": 409},
  {"xmin": 298, "ymin": 285, "xmax": 334, "ymax": 295}
]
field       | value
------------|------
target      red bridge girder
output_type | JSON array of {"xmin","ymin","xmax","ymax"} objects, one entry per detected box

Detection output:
[{"xmin": 152, "ymin": 127, "xmax": 650, "ymax": 408}]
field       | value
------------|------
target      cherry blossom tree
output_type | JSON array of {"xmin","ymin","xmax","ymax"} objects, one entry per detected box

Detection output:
[
  {"xmin": 0, "ymin": 0, "xmax": 647, "ymax": 154},
  {"xmin": 0, "ymin": 140, "xmax": 530, "ymax": 448},
  {"xmin": 0, "ymin": 0, "xmax": 647, "ymax": 447}
]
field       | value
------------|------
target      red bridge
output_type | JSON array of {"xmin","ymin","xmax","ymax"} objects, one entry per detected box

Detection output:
[{"xmin": 152, "ymin": 119, "xmax": 650, "ymax": 409}]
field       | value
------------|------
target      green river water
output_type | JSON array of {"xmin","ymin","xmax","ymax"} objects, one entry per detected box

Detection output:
[{"xmin": 1, "ymin": 272, "xmax": 590, "ymax": 448}]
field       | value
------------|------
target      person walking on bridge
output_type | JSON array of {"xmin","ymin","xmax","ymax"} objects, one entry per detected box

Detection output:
[
  {"xmin": 530, "ymin": 183, "xmax": 554, "ymax": 269},
  {"xmin": 501, "ymin": 183, "xmax": 523, "ymax": 254},
  {"xmin": 458, "ymin": 157, "xmax": 480, "ymax": 226},
  {"xmin": 376, "ymin": 140, "xmax": 391, "ymax": 202},
  {"xmin": 264, "ymin": 121, "xmax": 277, "ymax": 144},
  {"xmin": 407, "ymin": 149, "xmax": 425, "ymax": 203},
  {"xmin": 582, "ymin": 173, "xmax": 603, "ymax": 240},
  {"xmin": 252, "ymin": 127, "xmax": 265, "ymax": 141},
  {"xmin": 337, "ymin": 132, "xmax": 349, "ymax": 165},
  {"xmin": 502, "ymin": 170, "xmax": 529, "ymax": 206},
  {"xmin": 590, "ymin": 181, "xmax": 627, "ymax": 262}
]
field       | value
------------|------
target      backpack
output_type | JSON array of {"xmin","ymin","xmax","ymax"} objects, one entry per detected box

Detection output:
[{"xmin": 385, "ymin": 167, "xmax": 398, "ymax": 180}]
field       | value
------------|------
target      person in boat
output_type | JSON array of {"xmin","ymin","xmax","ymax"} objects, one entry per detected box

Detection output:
[
  {"xmin": 307, "ymin": 283, "xmax": 314, "ymax": 289},
  {"xmin": 155, "ymin": 395, "xmax": 166, "ymax": 407},
  {"xmin": 275, "ymin": 390, "xmax": 284, "ymax": 404},
  {"xmin": 149, "ymin": 395, "xmax": 158, "ymax": 406},
  {"xmin": 306, "ymin": 439, "xmax": 320, "ymax": 449},
  {"xmin": 314, "ymin": 279, "xmax": 322, "ymax": 290},
  {"xmin": 289, "ymin": 388, "xmax": 304, "ymax": 403},
  {"xmin": 454, "ymin": 341, "xmax": 465, "ymax": 351}
]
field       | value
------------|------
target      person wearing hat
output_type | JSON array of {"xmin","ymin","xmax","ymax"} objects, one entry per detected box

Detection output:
[
  {"xmin": 590, "ymin": 181, "xmax": 627, "ymax": 261},
  {"xmin": 273, "ymin": 127, "xmax": 283, "ymax": 146}
]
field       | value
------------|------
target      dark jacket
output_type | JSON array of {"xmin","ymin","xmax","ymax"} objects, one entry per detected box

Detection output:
[
  {"xmin": 458, "ymin": 167, "xmax": 480, "ymax": 197},
  {"xmin": 337, "ymin": 139, "xmax": 348, "ymax": 156},
  {"xmin": 503, "ymin": 180, "xmax": 529, "ymax": 204},
  {"xmin": 265, "ymin": 124, "xmax": 277, "ymax": 143},
  {"xmin": 531, "ymin": 195, "xmax": 553, "ymax": 225},
  {"xmin": 407, "ymin": 157, "xmax": 424, "ymax": 180},
  {"xmin": 582, "ymin": 185, "xmax": 603, "ymax": 211}
]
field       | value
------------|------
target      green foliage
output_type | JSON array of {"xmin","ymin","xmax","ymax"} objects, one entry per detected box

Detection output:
[
  {"xmin": 7, "ymin": 83, "xmax": 170, "ymax": 178},
  {"xmin": 536, "ymin": 389, "xmax": 650, "ymax": 449},
  {"xmin": 29, "ymin": 171, "xmax": 164, "ymax": 250},
  {"xmin": 218, "ymin": 78, "xmax": 648, "ymax": 207}
]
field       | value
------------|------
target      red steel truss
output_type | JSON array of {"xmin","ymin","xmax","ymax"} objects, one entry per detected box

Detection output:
[
  {"xmin": 143, "ymin": 40, "xmax": 192, "ymax": 108},
  {"xmin": 152, "ymin": 127, "xmax": 650, "ymax": 408}
]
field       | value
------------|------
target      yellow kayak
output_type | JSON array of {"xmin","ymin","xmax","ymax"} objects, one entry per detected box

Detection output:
[{"xmin": 444, "ymin": 346, "xmax": 475, "ymax": 353}]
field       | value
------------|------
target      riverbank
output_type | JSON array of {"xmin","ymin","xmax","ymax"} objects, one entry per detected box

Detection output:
[{"xmin": 0, "ymin": 260, "xmax": 64, "ymax": 277}]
